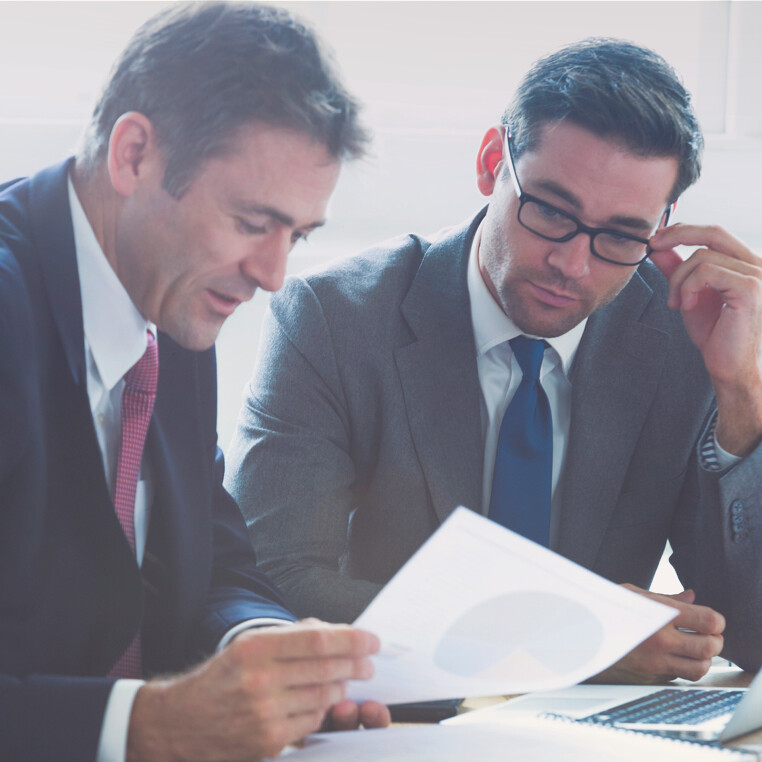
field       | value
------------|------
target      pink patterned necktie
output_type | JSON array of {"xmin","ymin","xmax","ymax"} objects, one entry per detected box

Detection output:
[{"xmin": 108, "ymin": 332, "xmax": 159, "ymax": 679}]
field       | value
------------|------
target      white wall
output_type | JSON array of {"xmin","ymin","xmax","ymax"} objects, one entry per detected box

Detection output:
[{"xmin": 0, "ymin": 1, "xmax": 759, "ymax": 451}]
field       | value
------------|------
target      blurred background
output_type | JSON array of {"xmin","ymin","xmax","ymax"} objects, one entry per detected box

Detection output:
[{"xmin": 1, "ymin": 1, "xmax": 759, "ymax": 588}]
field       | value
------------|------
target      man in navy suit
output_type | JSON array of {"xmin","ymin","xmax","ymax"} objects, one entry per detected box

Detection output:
[{"xmin": 0, "ymin": 4, "xmax": 388, "ymax": 761}]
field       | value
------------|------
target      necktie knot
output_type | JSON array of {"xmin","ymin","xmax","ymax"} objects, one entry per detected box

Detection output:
[
  {"xmin": 124, "ymin": 332, "xmax": 159, "ymax": 396},
  {"xmin": 510, "ymin": 335, "xmax": 546, "ymax": 382}
]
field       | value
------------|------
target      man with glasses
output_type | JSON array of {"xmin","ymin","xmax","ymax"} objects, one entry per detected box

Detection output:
[{"xmin": 227, "ymin": 38, "xmax": 762, "ymax": 681}]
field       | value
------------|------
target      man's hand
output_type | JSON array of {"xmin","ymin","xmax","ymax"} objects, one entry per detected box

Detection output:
[
  {"xmin": 590, "ymin": 585, "xmax": 725, "ymax": 684},
  {"xmin": 126, "ymin": 620, "xmax": 386, "ymax": 762},
  {"xmin": 649, "ymin": 224, "xmax": 762, "ymax": 455},
  {"xmin": 327, "ymin": 698, "xmax": 391, "ymax": 731}
]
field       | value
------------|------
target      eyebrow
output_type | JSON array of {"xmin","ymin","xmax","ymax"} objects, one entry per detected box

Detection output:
[
  {"xmin": 533, "ymin": 179, "xmax": 655, "ymax": 232},
  {"xmin": 236, "ymin": 202, "xmax": 327, "ymax": 231}
]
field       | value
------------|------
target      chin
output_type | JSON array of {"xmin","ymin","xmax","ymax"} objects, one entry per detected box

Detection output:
[
  {"xmin": 163, "ymin": 318, "xmax": 222, "ymax": 352},
  {"xmin": 511, "ymin": 307, "xmax": 586, "ymax": 339}
]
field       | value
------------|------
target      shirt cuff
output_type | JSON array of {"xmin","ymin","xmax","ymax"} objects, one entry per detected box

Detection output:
[
  {"xmin": 699, "ymin": 412, "xmax": 742, "ymax": 472},
  {"xmin": 217, "ymin": 617, "xmax": 294, "ymax": 651},
  {"xmin": 96, "ymin": 679, "xmax": 144, "ymax": 762}
]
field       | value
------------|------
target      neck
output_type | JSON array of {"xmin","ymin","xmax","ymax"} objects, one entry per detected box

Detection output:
[{"xmin": 70, "ymin": 158, "xmax": 120, "ymax": 271}]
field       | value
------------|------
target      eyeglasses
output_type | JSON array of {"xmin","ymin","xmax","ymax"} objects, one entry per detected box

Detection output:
[{"xmin": 503, "ymin": 130, "xmax": 670, "ymax": 267}]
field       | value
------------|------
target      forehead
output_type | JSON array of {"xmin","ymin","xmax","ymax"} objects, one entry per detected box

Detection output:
[
  {"xmin": 515, "ymin": 121, "xmax": 678, "ymax": 223},
  {"xmin": 189, "ymin": 123, "xmax": 342, "ymax": 222}
]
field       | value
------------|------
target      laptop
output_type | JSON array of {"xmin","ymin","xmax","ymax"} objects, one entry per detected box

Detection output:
[{"xmin": 446, "ymin": 667, "xmax": 762, "ymax": 743}]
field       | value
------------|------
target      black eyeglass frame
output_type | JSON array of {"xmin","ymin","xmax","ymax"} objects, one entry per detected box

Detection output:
[{"xmin": 503, "ymin": 130, "xmax": 671, "ymax": 267}]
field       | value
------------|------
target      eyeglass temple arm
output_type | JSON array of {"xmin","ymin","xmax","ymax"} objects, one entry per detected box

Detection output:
[{"xmin": 504, "ymin": 129, "xmax": 524, "ymax": 199}]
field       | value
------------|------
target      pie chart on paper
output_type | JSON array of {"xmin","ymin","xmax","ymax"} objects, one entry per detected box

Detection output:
[{"xmin": 433, "ymin": 591, "xmax": 604, "ymax": 681}]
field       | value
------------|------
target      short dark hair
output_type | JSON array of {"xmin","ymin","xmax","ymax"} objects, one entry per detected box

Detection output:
[
  {"xmin": 503, "ymin": 38, "xmax": 703, "ymax": 203},
  {"xmin": 79, "ymin": 2, "xmax": 369, "ymax": 197}
]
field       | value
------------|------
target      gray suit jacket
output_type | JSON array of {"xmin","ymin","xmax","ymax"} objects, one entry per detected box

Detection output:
[{"xmin": 226, "ymin": 211, "xmax": 762, "ymax": 671}]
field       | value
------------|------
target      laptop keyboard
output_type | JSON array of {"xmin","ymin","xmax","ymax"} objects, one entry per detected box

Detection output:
[{"xmin": 583, "ymin": 689, "xmax": 745, "ymax": 726}]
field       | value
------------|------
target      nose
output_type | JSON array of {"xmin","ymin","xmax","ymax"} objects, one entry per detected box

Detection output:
[
  {"xmin": 241, "ymin": 230, "xmax": 292, "ymax": 293},
  {"xmin": 546, "ymin": 231, "xmax": 591, "ymax": 279}
]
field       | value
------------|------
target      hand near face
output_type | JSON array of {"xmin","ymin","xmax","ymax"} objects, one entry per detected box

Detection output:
[
  {"xmin": 649, "ymin": 224, "xmax": 762, "ymax": 455},
  {"xmin": 589, "ymin": 585, "xmax": 725, "ymax": 684},
  {"xmin": 126, "ymin": 620, "xmax": 389, "ymax": 762}
]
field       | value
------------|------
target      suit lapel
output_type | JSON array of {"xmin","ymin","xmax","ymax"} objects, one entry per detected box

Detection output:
[
  {"xmin": 28, "ymin": 158, "xmax": 87, "ymax": 386},
  {"xmin": 24, "ymin": 160, "xmax": 146, "ymax": 668},
  {"xmin": 394, "ymin": 214, "xmax": 485, "ymax": 524},
  {"xmin": 27, "ymin": 159, "xmax": 116, "ymax": 524},
  {"xmin": 557, "ymin": 271, "xmax": 671, "ymax": 569}
]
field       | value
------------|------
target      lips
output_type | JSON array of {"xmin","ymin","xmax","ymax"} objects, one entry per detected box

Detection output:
[
  {"xmin": 206, "ymin": 288, "xmax": 244, "ymax": 316},
  {"xmin": 527, "ymin": 280, "xmax": 578, "ymax": 307}
]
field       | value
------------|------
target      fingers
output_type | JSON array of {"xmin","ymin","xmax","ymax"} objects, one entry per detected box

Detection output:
[
  {"xmin": 602, "ymin": 628, "xmax": 721, "ymax": 684},
  {"xmin": 127, "ymin": 623, "xmax": 382, "ymax": 762},
  {"xmin": 675, "ymin": 630, "xmax": 724, "ymax": 663},
  {"xmin": 327, "ymin": 699, "xmax": 360, "ymax": 731},
  {"xmin": 650, "ymin": 224, "xmax": 755, "ymax": 264},
  {"xmin": 614, "ymin": 585, "xmax": 726, "ymax": 683},
  {"xmin": 647, "ymin": 654, "xmax": 711, "ymax": 683},
  {"xmin": 274, "ymin": 654, "xmax": 374, "ymax": 689},
  {"xmin": 281, "ymin": 621, "xmax": 380, "ymax": 660},
  {"xmin": 644, "ymin": 633, "xmax": 721, "ymax": 682},
  {"xmin": 224, "ymin": 621, "xmax": 379, "ymax": 723},
  {"xmin": 644, "ymin": 618, "xmax": 723, "ymax": 662},
  {"xmin": 237, "ymin": 621, "xmax": 380, "ymax": 662},
  {"xmin": 643, "ymin": 587, "xmax": 725, "ymax": 636},
  {"xmin": 648, "ymin": 246, "xmax": 683, "ymax": 280},
  {"xmin": 663, "ymin": 588, "xmax": 695, "ymax": 605},
  {"xmin": 326, "ymin": 700, "xmax": 391, "ymax": 732},
  {"xmin": 671, "ymin": 602, "xmax": 726, "ymax": 636},
  {"xmin": 258, "ymin": 710, "xmax": 325, "ymax": 758},
  {"xmin": 358, "ymin": 700, "xmax": 391, "ymax": 729},
  {"xmin": 669, "ymin": 253, "xmax": 760, "ymax": 311},
  {"xmin": 284, "ymin": 681, "xmax": 348, "ymax": 717},
  {"xmin": 649, "ymin": 224, "xmax": 761, "ymax": 311}
]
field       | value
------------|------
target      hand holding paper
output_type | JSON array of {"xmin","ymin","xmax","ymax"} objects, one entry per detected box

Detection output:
[{"xmin": 348, "ymin": 507, "xmax": 677, "ymax": 705}]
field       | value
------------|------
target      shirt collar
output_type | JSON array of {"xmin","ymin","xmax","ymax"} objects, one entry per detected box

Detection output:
[
  {"xmin": 467, "ymin": 220, "xmax": 586, "ymax": 377},
  {"xmin": 69, "ymin": 174, "xmax": 155, "ymax": 391}
]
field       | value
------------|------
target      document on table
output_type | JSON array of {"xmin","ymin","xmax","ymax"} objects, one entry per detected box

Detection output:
[
  {"xmin": 277, "ymin": 720, "xmax": 753, "ymax": 761},
  {"xmin": 347, "ymin": 507, "xmax": 676, "ymax": 705}
]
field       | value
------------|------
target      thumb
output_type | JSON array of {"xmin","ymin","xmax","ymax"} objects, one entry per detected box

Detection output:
[{"xmin": 666, "ymin": 588, "xmax": 696, "ymax": 604}]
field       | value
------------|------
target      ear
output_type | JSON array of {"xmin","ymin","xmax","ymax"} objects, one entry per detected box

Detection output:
[
  {"xmin": 107, "ymin": 112, "xmax": 162, "ymax": 197},
  {"xmin": 476, "ymin": 125, "xmax": 506, "ymax": 197}
]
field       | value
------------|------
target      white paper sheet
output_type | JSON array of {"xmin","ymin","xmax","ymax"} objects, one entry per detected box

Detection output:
[
  {"xmin": 276, "ymin": 721, "xmax": 744, "ymax": 761},
  {"xmin": 348, "ymin": 507, "xmax": 676, "ymax": 704}
]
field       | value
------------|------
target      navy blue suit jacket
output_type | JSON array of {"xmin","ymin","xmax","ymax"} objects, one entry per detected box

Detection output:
[{"xmin": 0, "ymin": 160, "xmax": 295, "ymax": 761}]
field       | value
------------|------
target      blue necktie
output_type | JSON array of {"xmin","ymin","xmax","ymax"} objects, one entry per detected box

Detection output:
[{"xmin": 488, "ymin": 335, "xmax": 553, "ymax": 546}]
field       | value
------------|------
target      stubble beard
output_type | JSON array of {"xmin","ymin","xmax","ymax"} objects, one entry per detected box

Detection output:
[{"xmin": 497, "ymin": 268, "xmax": 628, "ymax": 339}]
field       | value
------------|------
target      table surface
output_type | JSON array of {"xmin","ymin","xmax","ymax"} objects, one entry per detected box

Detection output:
[{"xmin": 457, "ymin": 664, "xmax": 762, "ymax": 747}]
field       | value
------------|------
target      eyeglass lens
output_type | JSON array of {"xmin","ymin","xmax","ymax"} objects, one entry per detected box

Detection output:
[{"xmin": 519, "ymin": 199, "xmax": 648, "ymax": 265}]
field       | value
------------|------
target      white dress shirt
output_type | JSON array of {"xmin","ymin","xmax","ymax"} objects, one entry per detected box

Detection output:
[
  {"xmin": 69, "ymin": 177, "xmax": 152, "ymax": 762},
  {"xmin": 467, "ymin": 222, "xmax": 586, "ymax": 548},
  {"xmin": 69, "ymin": 178, "xmax": 289, "ymax": 762}
]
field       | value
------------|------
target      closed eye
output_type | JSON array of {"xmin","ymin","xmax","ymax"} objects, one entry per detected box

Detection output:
[
  {"xmin": 535, "ymin": 201, "xmax": 567, "ymax": 221},
  {"xmin": 601, "ymin": 229, "xmax": 647, "ymax": 246},
  {"xmin": 236, "ymin": 217, "xmax": 268, "ymax": 235}
]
